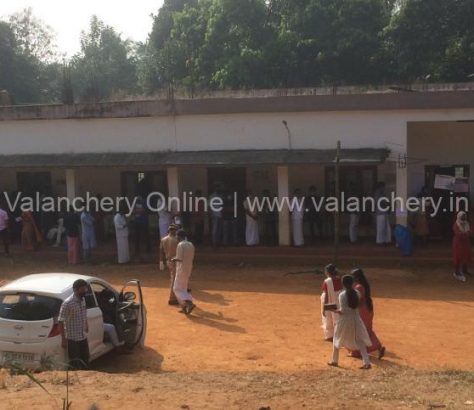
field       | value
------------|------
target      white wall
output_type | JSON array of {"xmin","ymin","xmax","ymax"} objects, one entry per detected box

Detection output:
[{"xmin": 1, "ymin": 108, "xmax": 473, "ymax": 155}]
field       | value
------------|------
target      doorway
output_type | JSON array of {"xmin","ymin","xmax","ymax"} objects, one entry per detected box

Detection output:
[
  {"xmin": 17, "ymin": 172, "xmax": 52, "ymax": 196},
  {"xmin": 207, "ymin": 167, "xmax": 247, "ymax": 242},
  {"xmin": 425, "ymin": 165, "xmax": 470, "ymax": 238}
]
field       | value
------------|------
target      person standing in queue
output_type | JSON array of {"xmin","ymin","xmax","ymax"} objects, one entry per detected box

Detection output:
[{"xmin": 0, "ymin": 200, "xmax": 10, "ymax": 256}]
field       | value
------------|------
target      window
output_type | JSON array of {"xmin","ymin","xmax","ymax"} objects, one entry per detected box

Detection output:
[
  {"xmin": 121, "ymin": 171, "xmax": 167, "ymax": 199},
  {"xmin": 84, "ymin": 285, "xmax": 98, "ymax": 309},
  {"xmin": 0, "ymin": 293, "xmax": 62, "ymax": 321},
  {"xmin": 90, "ymin": 282, "xmax": 116, "ymax": 305},
  {"xmin": 455, "ymin": 167, "xmax": 466, "ymax": 178},
  {"xmin": 90, "ymin": 282, "xmax": 117, "ymax": 323}
]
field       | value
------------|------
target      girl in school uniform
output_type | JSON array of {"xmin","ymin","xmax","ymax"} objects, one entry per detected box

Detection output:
[{"xmin": 328, "ymin": 275, "xmax": 372, "ymax": 370}]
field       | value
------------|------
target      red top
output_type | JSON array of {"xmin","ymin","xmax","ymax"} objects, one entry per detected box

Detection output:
[{"xmin": 322, "ymin": 277, "xmax": 342, "ymax": 292}]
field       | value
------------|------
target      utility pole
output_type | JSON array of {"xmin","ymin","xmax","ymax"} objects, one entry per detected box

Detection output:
[{"xmin": 333, "ymin": 140, "xmax": 341, "ymax": 264}]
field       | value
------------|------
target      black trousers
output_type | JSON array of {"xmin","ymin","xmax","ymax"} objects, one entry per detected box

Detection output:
[
  {"xmin": 67, "ymin": 339, "xmax": 90, "ymax": 370},
  {"xmin": 0, "ymin": 229, "xmax": 9, "ymax": 255},
  {"xmin": 193, "ymin": 222, "xmax": 204, "ymax": 245},
  {"xmin": 134, "ymin": 223, "xmax": 150, "ymax": 253}
]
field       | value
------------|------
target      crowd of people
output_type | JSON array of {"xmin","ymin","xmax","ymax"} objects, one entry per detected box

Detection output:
[
  {"xmin": 2, "ymin": 186, "xmax": 472, "ymax": 371},
  {"xmin": 0, "ymin": 181, "xmax": 472, "ymax": 285},
  {"xmin": 208, "ymin": 182, "xmax": 395, "ymax": 248}
]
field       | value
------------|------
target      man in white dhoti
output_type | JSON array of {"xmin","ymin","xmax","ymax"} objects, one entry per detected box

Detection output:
[
  {"xmin": 374, "ymin": 182, "xmax": 391, "ymax": 245},
  {"xmin": 244, "ymin": 193, "xmax": 259, "ymax": 246},
  {"xmin": 321, "ymin": 264, "xmax": 342, "ymax": 340},
  {"xmin": 291, "ymin": 189, "xmax": 304, "ymax": 247},
  {"xmin": 114, "ymin": 208, "xmax": 130, "ymax": 264},
  {"xmin": 348, "ymin": 182, "xmax": 361, "ymax": 244},
  {"xmin": 172, "ymin": 230, "xmax": 196, "ymax": 315}
]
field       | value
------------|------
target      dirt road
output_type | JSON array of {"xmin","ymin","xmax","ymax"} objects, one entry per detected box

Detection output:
[{"xmin": 1, "ymin": 257, "xmax": 474, "ymax": 409}]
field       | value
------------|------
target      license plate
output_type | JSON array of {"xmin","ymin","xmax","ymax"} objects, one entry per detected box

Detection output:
[{"xmin": 3, "ymin": 351, "xmax": 35, "ymax": 363}]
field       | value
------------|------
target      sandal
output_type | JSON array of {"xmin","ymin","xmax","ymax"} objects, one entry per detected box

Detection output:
[
  {"xmin": 378, "ymin": 346, "xmax": 386, "ymax": 359},
  {"xmin": 360, "ymin": 364, "xmax": 371, "ymax": 370},
  {"xmin": 327, "ymin": 362, "xmax": 338, "ymax": 367},
  {"xmin": 184, "ymin": 302, "xmax": 196, "ymax": 315}
]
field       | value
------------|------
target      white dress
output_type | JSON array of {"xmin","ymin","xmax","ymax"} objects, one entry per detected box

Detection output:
[
  {"xmin": 321, "ymin": 277, "xmax": 341, "ymax": 339},
  {"xmin": 291, "ymin": 207, "xmax": 304, "ymax": 246},
  {"xmin": 244, "ymin": 199, "xmax": 259, "ymax": 246},
  {"xmin": 114, "ymin": 213, "xmax": 130, "ymax": 264},
  {"xmin": 376, "ymin": 214, "xmax": 392, "ymax": 244},
  {"xmin": 333, "ymin": 290, "xmax": 371, "ymax": 350}
]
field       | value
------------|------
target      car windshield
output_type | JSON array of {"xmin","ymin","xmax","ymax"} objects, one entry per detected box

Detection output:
[{"xmin": 0, "ymin": 293, "xmax": 62, "ymax": 321}]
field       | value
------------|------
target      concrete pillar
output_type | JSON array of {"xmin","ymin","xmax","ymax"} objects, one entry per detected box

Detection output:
[
  {"xmin": 277, "ymin": 165, "xmax": 291, "ymax": 246},
  {"xmin": 65, "ymin": 169, "xmax": 76, "ymax": 201},
  {"xmin": 396, "ymin": 164, "xmax": 408, "ymax": 226},
  {"xmin": 167, "ymin": 167, "xmax": 180, "ymax": 198}
]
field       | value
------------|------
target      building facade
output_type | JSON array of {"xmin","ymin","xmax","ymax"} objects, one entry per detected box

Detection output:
[{"xmin": 1, "ymin": 86, "xmax": 474, "ymax": 245}]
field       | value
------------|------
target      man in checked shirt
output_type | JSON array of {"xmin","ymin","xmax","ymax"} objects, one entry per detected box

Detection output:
[{"xmin": 58, "ymin": 279, "xmax": 90, "ymax": 370}]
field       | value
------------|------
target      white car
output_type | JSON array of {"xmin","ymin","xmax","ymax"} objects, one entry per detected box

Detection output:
[{"xmin": 0, "ymin": 273, "xmax": 146, "ymax": 370}]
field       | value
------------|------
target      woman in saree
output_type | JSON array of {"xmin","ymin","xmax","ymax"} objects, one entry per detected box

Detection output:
[{"xmin": 21, "ymin": 210, "xmax": 43, "ymax": 251}]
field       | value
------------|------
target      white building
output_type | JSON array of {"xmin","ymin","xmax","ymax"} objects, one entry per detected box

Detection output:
[{"xmin": 1, "ymin": 85, "xmax": 474, "ymax": 245}]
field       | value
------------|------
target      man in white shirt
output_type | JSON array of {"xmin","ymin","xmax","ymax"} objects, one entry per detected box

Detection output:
[
  {"xmin": 0, "ymin": 200, "xmax": 10, "ymax": 256},
  {"xmin": 172, "ymin": 230, "xmax": 196, "ymax": 315}
]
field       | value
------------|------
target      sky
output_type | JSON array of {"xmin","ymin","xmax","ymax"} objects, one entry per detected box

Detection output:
[{"xmin": 0, "ymin": 0, "xmax": 164, "ymax": 57}]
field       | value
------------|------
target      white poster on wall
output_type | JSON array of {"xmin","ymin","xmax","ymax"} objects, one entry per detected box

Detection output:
[
  {"xmin": 454, "ymin": 177, "xmax": 469, "ymax": 193},
  {"xmin": 434, "ymin": 174, "xmax": 455, "ymax": 191}
]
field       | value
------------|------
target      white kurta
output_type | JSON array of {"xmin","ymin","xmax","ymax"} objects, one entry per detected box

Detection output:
[
  {"xmin": 114, "ymin": 213, "xmax": 130, "ymax": 264},
  {"xmin": 244, "ymin": 199, "xmax": 259, "ymax": 246},
  {"xmin": 376, "ymin": 214, "xmax": 391, "ymax": 244},
  {"xmin": 349, "ymin": 213, "xmax": 359, "ymax": 243},
  {"xmin": 321, "ymin": 278, "xmax": 341, "ymax": 339},
  {"xmin": 291, "ymin": 207, "xmax": 304, "ymax": 246},
  {"xmin": 173, "ymin": 240, "xmax": 195, "ymax": 303},
  {"xmin": 333, "ymin": 291, "xmax": 371, "ymax": 350}
]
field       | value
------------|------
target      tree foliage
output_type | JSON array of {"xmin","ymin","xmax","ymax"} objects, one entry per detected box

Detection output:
[
  {"xmin": 2, "ymin": 0, "xmax": 474, "ymax": 104},
  {"xmin": 70, "ymin": 16, "xmax": 138, "ymax": 102},
  {"xmin": 8, "ymin": 8, "xmax": 58, "ymax": 62},
  {"xmin": 0, "ymin": 11, "xmax": 60, "ymax": 104}
]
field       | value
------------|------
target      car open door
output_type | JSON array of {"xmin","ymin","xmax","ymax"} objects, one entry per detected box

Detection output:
[
  {"xmin": 84, "ymin": 284, "xmax": 105, "ymax": 360},
  {"xmin": 117, "ymin": 280, "xmax": 145, "ymax": 349}
]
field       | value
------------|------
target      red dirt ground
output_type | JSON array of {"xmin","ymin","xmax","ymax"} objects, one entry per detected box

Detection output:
[{"xmin": 1, "ymin": 244, "xmax": 473, "ymax": 409}]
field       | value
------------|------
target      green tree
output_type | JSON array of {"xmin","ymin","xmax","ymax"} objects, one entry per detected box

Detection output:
[
  {"xmin": 0, "ymin": 21, "xmax": 44, "ymax": 103},
  {"xmin": 386, "ymin": 0, "xmax": 474, "ymax": 82},
  {"xmin": 270, "ymin": 0, "xmax": 391, "ymax": 87},
  {"xmin": 71, "ymin": 16, "xmax": 138, "ymax": 102},
  {"xmin": 1, "ymin": 10, "xmax": 61, "ymax": 104},
  {"xmin": 196, "ymin": 0, "xmax": 273, "ymax": 89},
  {"xmin": 9, "ymin": 8, "xmax": 58, "ymax": 62}
]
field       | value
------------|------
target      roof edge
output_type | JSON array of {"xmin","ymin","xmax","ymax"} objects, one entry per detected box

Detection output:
[{"xmin": 0, "ymin": 89, "xmax": 474, "ymax": 121}]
